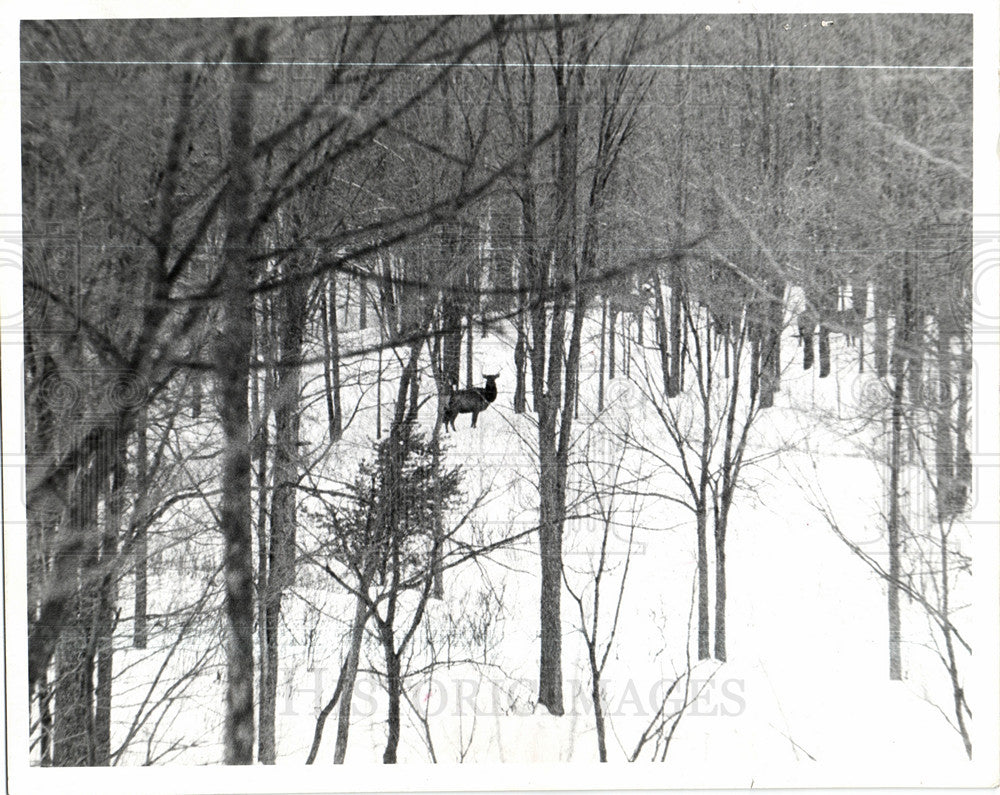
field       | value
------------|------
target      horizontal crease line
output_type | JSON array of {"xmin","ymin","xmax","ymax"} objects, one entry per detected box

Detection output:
[{"xmin": 19, "ymin": 60, "xmax": 973, "ymax": 70}]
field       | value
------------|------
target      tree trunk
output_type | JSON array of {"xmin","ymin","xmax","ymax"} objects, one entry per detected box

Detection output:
[
  {"xmin": 382, "ymin": 642, "xmax": 402, "ymax": 764},
  {"xmin": 38, "ymin": 671, "xmax": 53, "ymax": 766},
  {"xmin": 623, "ymin": 312, "xmax": 630, "ymax": 380},
  {"xmin": 935, "ymin": 315, "xmax": 955, "ymax": 521},
  {"xmin": 668, "ymin": 265, "xmax": 682, "ymax": 397},
  {"xmin": 53, "ymin": 468, "xmax": 100, "ymax": 766},
  {"xmin": 320, "ymin": 276, "xmax": 343, "ymax": 442},
  {"xmin": 953, "ymin": 330, "xmax": 972, "ymax": 512},
  {"xmin": 874, "ymin": 280, "xmax": 889, "ymax": 378},
  {"xmin": 887, "ymin": 363, "xmax": 904, "ymax": 681},
  {"xmin": 801, "ymin": 323, "xmax": 815, "ymax": 371},
  {"xmin": 908, "ymin": 284, "xmax": 925, "ymax": 405},
  {"xmin": 886, "ymin": 266, "xmax": 913, "ymax": 682},
  {"xmin": 696, "ymin": 504, "xmax": 710, "ymax": 660},
  {"xmin": 465, "ymin": 305, "xmax": 474, "ymax": 388},
  {"xmin": 598, "ymin": 297, "xmax": 607, "ymax": 412},
  {"xmin": 217, "ymin": 27, "xmax": 264, "ymax": 765},
  {"xmin": 713, "ymin": 514, "xmax": 727, "ymax": 662},
  {"xmin": 333, "ymin": 589, "xmax": 371, "ymax": 764},
  {"xmin": 608, "ymin": 307, "xmax": 617, "ymax": 380},
  {"xmin": 133, "ymin": 408, "xmax": 148, "ymax": 649},
  {"xmin": 818, "ymin": 323, "xmax": 831, "ymax": 378},
  {"xmin": 653, "ymin": 274, "xmax": 670, "ymax": 396},
  {"xmin": 853, "ymin": 279, "xmax": 869, "ymax": 373},
  {"xmin": 588, "ymin": 644, "xmax": 607, "ymax": 762},
  {"xmin": 253, "ymin": 301, "xmax": 271, "ymax": 764},
  {"xmin": 94, "ymin": 433, "xmax": 125, "ymax": 765},
  {"xmin": 513, "ymin": 308, "xmax": 527, "ymax": 414},
  {"xmin": 759, "ymin": 286, "xmax": 783, "ymax": 407},
  {"xmin": 259, "ymin": 264, "xmax": 306, "ymax": 764},
  {"xmin": 537, "ymin": 433, "xmax": 565, "ymax": 715},
  {"xmin": 358, "ymin": 281, "xmax": 367, "ymax": 329}
]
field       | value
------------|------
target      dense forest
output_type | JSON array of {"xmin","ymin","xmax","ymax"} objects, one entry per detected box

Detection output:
[{"xmin": 18, "ymin": 14, "xmax": 983, "ymax": 778}]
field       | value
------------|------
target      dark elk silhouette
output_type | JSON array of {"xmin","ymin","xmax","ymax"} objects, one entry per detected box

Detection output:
[{"xmin": 442, "ymin": 373, "xmax": 499, "ymax": 432}]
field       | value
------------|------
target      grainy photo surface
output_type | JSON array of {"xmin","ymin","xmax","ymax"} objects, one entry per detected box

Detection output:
[{"xmin": 7, "ymin": 10, "xmax": 999, "ymax": 793}]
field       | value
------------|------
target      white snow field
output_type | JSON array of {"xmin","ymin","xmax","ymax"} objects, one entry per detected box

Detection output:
[{"xmin": 77, "ymin": 302, "xmax": 994, "ymax": 788}]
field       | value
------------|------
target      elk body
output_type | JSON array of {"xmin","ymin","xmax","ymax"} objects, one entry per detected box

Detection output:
[{"xmin": 442, "ymin": 373, "xmax": 499, "ymax": 432}]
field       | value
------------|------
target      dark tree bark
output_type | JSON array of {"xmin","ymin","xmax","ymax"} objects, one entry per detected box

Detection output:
[
  {"xmin": 713, "ymin": 513, "xmax": 728, "ymax": 662},
  {"xmin": 259, "ymin": 261, "xmax": 307, "ymax": 764},
  {"xmin": 513, "ymin": 304, "xmax": 527, "ymax": 413},
  {"xmin": 94, "ymin": 432, "xmax": 125, "ymax": 765},
  {"xmin": 358, "ymin": 281, "xmax": 368, "ymax": 329},
  {"xmin": 934, "ymin": 311, "xmax": 955, "ymax": 522},
  {"xmin": 535, "ymin": 25, "xmax": 587, "ymax": 715},
  {"xmin": 217, "ymin": 26, "xmax": 266, "ymax": 765},
  {"xmin": 608, "ymin": 305, "xmax": 617, "ymax": 380},
  {"xmin": 853, "ymin": 279, "xmax": 868, "ymax": 373},
  {"xmin": 333, "ymin": 588, "xmax": 371, "ymax": 764},
  {"xmin": 598, "ymin": 296, "xmax": 607, "ymax": 412},
  {"xmin": 53, "ymin": 456, "xmax": 103, "ymax": 766},
  {"xmin": 320, "ymin": 275, "xmax": 343, "ymax": 442},
  {"xmin": 465, "ymin": 304, "xmax": 475, "ymax": 388},
  {"xmin": 874, "ymin": 280, "xmax": 889, "ymax": 378},
  {"xmin": 653, "ymin": 273, "xmax": 671, "ymax": 396},
  {"xmin": 133, "ymin": 408, "xmax": 149, "ymax": 649},
  {"xmin": 886, "ymin": 262, "xmax": 915, "ymax": 682},
  {"xmin": 668, "ymin": 264, "xmax": 683, "ymax": 397},
  {"xmin": 381, "ymin": 632, "xmax": 403, "ymax": 764},
  {"xmin": 695, "ymin": 503, "xmax": 710, "ymax": 660},
  {"xmin": 252, "ymin": 295, "xmax": 271, "ymax": 765}
]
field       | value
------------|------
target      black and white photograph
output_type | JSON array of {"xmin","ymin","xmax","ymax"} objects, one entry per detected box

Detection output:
[{"xmin": 3, "ymin": 5, "xmax": 998, "ymax": 793}]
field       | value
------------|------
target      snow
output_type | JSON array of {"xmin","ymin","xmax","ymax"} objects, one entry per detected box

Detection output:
[{"xmin": 56, "ymin": 306, "xmax": 993, "ymax": 789}]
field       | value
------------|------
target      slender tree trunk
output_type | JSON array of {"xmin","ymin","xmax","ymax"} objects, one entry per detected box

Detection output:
[
  {"xmin": 513, "ymin": 307, "xmax": 527, "ymax": 413},
  {"xmin": 713, "ymin": 513, "xmax": 727, "ymax": 662},
  {"xmin": 940, "ymin": 527, "xmax": 972, "ymax": 758},
  {"xmin": 935, "ymin": 316, "xmax": 954, "ymax": 521},
  {"xmin": 333, "ymin": 589, "xmax": 371, "ymax": 764},
  {"xmin": 668, "ymin": 265, "xmax": 682, "ymax": 397},
  {"xmin": 954, "ymin": 330, "xmax": 972, "ymax": 510},
  {"xmin": 887, "ymin": 367, "xmax": 904, "ymax": 681},
  {"xmin": 874, "ymin": 280, "xmax": 889, "ymax": 378},
  {"xmin": 886, "ymin": 266, "xmax": 912, "ymax": 682},
  {"xmin": 465, "ymin": 306, "xmax": 474, "ymax": 388},
  {"xmin": 94, "ymin": 433, "xmax": 125, "ymax": 765},
  {"xmin": 217, "ymin": 27, "xmax": 264, "ymax": 764},
  {"xmin": 598, "ymin": 297, "xmax": 607, "ymax": 412},
  {"xmin": 253, "ymin": 303, "xmax": 272, "ymax": 763},
  {"xmin": 759, "ymin": 286, "xmax": 783, "ymax": 407},
  {"xmin": 342, "ymin": 273, "xmax": 351, "ymax": 325},
  {"xmin": 908, "ymin": 291, "xmax": 925, "ymax": 405},
  {"xmin": 537, "ymin": 431, "xmax": 565, "ymax": 715},
  {"xmin": 259, "ymin": 266, "xmax": 306, "ymax": 764},
  {"xmin": 53, "ymin": 470, "xmax": 99, "ymax": 766},
  {"xmin": 588, "ymin": 643, "xmax": 607, "ymax": 762},
  {"xmin": 853, "ymin": 279, "xmax": 869, "ymax": 373},
  {"xmin": 696, "ymin": 503, "xmax": 710, "ymax": 660},
  {"xmin": 608, "ymin": 307, "xmax": 617, "ymax": 380},
  {"xmin": 133, "ymin": 408, "xmax": 148, "ymax": 649},
  {"xmin": 801, "ymin": 323, "xmax": 815, "ymax": 371},
  {"xmin": 382, "ymin": 640, "xmax": 402, "ymax": 764},
  {"xmin": 653, "ymin": 274, "xmax": 670, "ymax": 397},
  {"xmin": 38, "ymin": 671, "xmax": 53, "ymax": 766},
  {"xmin": 818, "ymin": 324, "xmax": 831, "ymax": 379},
  {"xmin": 320, "ymin": 278, "xmax": 342, "ymax": 441},
  {"xmin": 623, "ymin": 312, "xmax": 630, "ymax": 379}
]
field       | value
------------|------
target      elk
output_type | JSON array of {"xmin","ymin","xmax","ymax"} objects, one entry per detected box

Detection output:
[{"xmin": 442, "ymin": 372, "xmax": 499, "ymax": 432}]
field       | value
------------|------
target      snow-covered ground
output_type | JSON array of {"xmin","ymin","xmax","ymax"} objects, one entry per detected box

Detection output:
[{"xmin": 76, "ymin": 305, "xmax": 995, "ymax": 788}]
